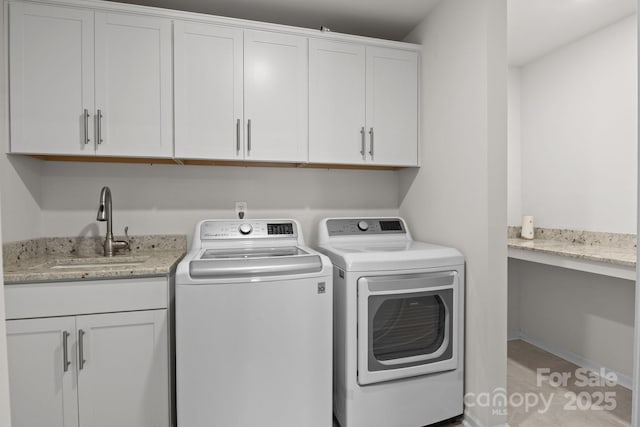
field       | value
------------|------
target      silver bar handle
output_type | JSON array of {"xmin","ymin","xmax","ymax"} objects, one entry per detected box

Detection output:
[
  {"xmin": 62, "ymin": 331, "xmax": 71, "ymax": 372},
  {"xmin": 247, "ymin": 119, "xmax": 252, "ymax": 153},
  {"xmin": 78, "ymin": 329, "xmax": 86, "ymax": 370},
  {"xmin": 360, "ymin": 127, "xmax": 366, "ymax": 159},
  {"xmin": 236, "ymin": 119, "xmax": 241, "ymax": 154},
  {"xmin": 369, "ymin": 127, "xmax": 374, "ymax": 158},
  {"xmin": 83, "ymin": 109, "xmax": 90, "ymax": 145},
  {"xmin": 96, "ymin": 110, "xmax": 103, "ymax": 145}
]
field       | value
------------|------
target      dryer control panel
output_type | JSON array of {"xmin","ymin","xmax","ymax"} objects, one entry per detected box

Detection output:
[{"xmin": 326, "ymin": 218, "xmax": 406, "ymax": 236}]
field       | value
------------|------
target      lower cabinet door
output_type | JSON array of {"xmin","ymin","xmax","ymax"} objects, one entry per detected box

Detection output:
[
  {"xmin": 6, "ymin": 317, "xmax": 79, "ymax": 427},
  {"xmin": 76, "ymin": 310, "xmax": 168, "ymax": 427}
]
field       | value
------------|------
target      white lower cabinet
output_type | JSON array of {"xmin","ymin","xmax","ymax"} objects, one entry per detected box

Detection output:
[
  {"xmin": 7, "ymin": 310, "xmax": 168, "ymax": 427},
  {"xmin": 77, "ymin": 310, "xmax": 168, "ymax": 427},
  {"xmin": 6, "ymin": 317, "xmax": 79, "ymax": 427},
  {"xmin": 5, "ymin": 277, "xmax": 172, "ymax": 427}
]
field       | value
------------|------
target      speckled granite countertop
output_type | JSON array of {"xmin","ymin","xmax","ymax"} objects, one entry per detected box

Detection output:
[
  {"xmin": 3, "ymin": 235, "xmax": 187, "ymax": 284},
  {"xmin": 507, "ymin": 227, "xmax": 636, "ymax": 267}
]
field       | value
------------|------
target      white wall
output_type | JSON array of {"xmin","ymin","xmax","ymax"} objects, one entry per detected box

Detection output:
[
  {"xmin": 0, "ymin": 0, "xmax": 43, "ymax": 243},
  {"xmin": 0, "ymin": 156, "xmax": 43, "ymax": 242},
  {"xmin": 518, "ymin": 15, "xmax": 637, "ymax": 233},
  {"xmin": 507, "ymin": 68, "xmax": 522, "ymax": 226},
  {"xmin": 507, "ymin": 257, "xmax": 521, "ymax": 340},
  {"xmin": 0, "ymin": 2, "xmax": 14, "ymax": 423},
  {"xmin": 401, "ymin": 0, "xmax": 508, "ymax": 425},
  {"xmin": 0, "ymin": 199, "xmax": 12, "ymax": 427},
  {"xmin": 39, "ymin": 161, "xmax": 400, "ymax": 246},
  {"xmin": 507, "ymin": 15, "xmax": 638, "ymax": 390},
  {"xmin": 509, "ymin": 260, "xmax": 635, "ymax": 382}
]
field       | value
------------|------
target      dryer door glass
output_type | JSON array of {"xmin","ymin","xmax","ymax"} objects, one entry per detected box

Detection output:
[
  {"xmin": 372, "ymin": 294, "xmax": 446, "ymax": 361},
  {"xmin": 366, "ymin": 288, "xmax": 453, "ymax": 372}
]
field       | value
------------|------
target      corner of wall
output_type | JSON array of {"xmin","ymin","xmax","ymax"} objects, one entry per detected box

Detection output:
[{"xmin": 399, "ymin": 1, "xmax": 509, "ymax": 426}]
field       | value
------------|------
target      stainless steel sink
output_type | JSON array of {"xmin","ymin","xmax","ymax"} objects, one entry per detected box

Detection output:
[{"xmin": 47, "ymin": 256, "xmax": 149, "ymax": 270}]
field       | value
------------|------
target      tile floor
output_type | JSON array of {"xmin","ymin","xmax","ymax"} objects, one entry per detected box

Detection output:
[
  {"xmin": 333, "ymin": 340, "xmax": 631, "ymax": 427},
  {"xmin": 508, "ymin": 340, "xmax": 631, "ymax": 427}
]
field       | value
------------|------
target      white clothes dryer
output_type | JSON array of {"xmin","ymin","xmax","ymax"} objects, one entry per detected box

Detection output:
[{"xmin": 317, "ymin": 217, "xmax": 464, "ymax": 427}]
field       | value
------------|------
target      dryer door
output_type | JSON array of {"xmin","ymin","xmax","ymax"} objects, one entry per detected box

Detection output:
[{"xmin": 357, "ymin": 271, "xmax": 459, "ymax": 385}]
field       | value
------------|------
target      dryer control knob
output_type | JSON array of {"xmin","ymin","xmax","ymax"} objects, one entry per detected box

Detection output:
[
  {"xmin": 357, "ymin": 221, "xmax": 369, "ymax": 231},
  {"xmin": 239, "ymin": 223, "xmax": 253, "ymax": 235}
]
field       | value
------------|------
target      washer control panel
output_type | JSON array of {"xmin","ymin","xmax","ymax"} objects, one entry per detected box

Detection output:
[
  {"xmin": 327, "ymin": 218, "xmax": 406, "ymax": 236},
  {"xmin": 200, "ymin": 220, "xmax": 296, "ymax": 240}
]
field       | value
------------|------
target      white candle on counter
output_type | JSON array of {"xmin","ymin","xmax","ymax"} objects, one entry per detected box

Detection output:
[{"xmin": 521, "ymin": 215, "xmax": 534, "ymax": 239}]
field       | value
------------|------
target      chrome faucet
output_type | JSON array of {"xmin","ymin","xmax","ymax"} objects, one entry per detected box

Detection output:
[{"xmin": 96, "ymin": 186, "xmax": 130, "ymax": 256}]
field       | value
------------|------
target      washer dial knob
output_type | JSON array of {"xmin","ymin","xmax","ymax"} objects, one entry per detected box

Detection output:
[
  {"xmin": 238, "ymin": 223, "xmax": 253, "ymax": 235},
  {"xmin": 357, "ymin": 221, "xmax": 369, "ymax": 231}
]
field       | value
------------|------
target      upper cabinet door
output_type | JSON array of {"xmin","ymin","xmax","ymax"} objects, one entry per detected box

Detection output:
[
  {"xmin": 6, "ymin": 317, "xmax": 79, "ymax": 427},
  {"xmin": 76, "ymin": 310, "xmax": 169, "ymax": 427},
  {"xmin": 174, "ymin": 22, "xmax": 243, "ymax": 160},
  {"xmin": 366, "ymin": 47, "xmax": 419, "ymax": 166},
  {"xmin": 94, "ymin": 12, "xmax": 172, "ymax": 158},
  {"xmin": 9, "ymin": 2, "xmax": 94, "ymax": 155},
  {"xmin": 244, "ymin": 30, "xmax": 308, "ymax": 162},
  {"xmin": 309, "ymin": 40, "xmax": 366, "ymax": 165}
]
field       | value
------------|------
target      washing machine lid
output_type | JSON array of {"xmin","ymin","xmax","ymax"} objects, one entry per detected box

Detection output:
[
  {"xmin": 189, "ymin": 246, "xmax": 324, "ymax": 279},
  {"xmin": 317, "ymin": 240, "xmax": 463, "ymax": 272}
]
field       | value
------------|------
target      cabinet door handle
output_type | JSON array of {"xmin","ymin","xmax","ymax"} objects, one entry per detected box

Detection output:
[
  {"xmin": 96, "ymin": 110, "xmax": 103, "ymax": 145},
  {"xmin": 78, "ymin": 329, "xmax": 86, "ymax": 370},
  {"xmin": 83, "ymin": 109, "xmax": 90, "ymax": 145},
  {"xmin": 360, "ymin": 127, "xmax": 366, "ymax": 159},
  {"xmin": 368, "ymin": 127, "xmax": 374, "ymax": 158},
  {"xmin": 62, "ymin": 331, "xmax": 71, "ymax": 372},
  {"xmin": 247, "ymin": 119, "xmax": 252, "ymax": 154},
  {"xmin": 236, "ymin": 118, "xmax": 241, "ymax": 154}
]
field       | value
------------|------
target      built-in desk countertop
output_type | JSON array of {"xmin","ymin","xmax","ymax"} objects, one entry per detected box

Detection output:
[{"xmin": 507, "ymin": 227, "xmax": 636, "ymax": 281}]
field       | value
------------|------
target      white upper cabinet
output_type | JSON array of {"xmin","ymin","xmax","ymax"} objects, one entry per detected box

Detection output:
[
  {"xmin": 366, "ymin": 47, "xmax": 419, "ymax": 166},
  {"xmin": 244, "ymin": 30, "xmax": 308, "ymax": 162},
  {"xmin": 309, "ymin": 40, "xmax": 366, "ymax": 165},
  {"xmin": 9, "ymin": 2, "xmax": 94, "ymax": 155},
  {"xmin": 94, "ymin": 12, "xmax": 172, "ymax": 158},
  {"xmin": 9, "ymin": 4, "xmax": 172, "ymax": 158},
  {"xmin": 8, "ymin": 0, "xmax": 419, "ymax": 167},
  {"xmin": 174, "ymin": 22, "xmax": 243, "ymax": 160},
  {"xmin": 309, "ymin": 41, "xmax": 419, "ymax": 166},
  {"xmin": 174, "ymin": 26, "xmax": 308, "ymax": 162}
]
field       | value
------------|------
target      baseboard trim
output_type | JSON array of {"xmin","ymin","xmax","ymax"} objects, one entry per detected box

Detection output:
[
  {"xmin": 507, "ymin": 331, "xmax": 522, "ymax": 341},
  {"xmin": 462, "ymin": 410, "xmax": 482, "ymax": 427},
  {"xmin": 517, "ymin": 333, "xmax": 632, "ymax": 390},
  {"xmin": 462, "ymin": 411, "xmax": 510, "ymax": 427}
]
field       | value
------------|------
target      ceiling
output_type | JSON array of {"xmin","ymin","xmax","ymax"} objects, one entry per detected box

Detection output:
[
  {"xmin": 107, "ymin": 0, "xmax": 441, "ymax": 41},
  {"xmin": 107, "ymin": 0, "xmax": 636, "ymax": 65},
  {"xmin": 508, "ymin": 0, "xmax": 637, "ymax": 66}
]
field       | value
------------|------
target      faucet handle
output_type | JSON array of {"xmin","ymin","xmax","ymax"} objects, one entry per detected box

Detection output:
[{"xmin": 124, "ymin": 226, "xmax": 131, "ymax": 251}]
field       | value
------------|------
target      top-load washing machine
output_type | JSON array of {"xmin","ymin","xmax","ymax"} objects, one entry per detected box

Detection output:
[
  {"xmin": 316, "ymin": 217, "xmax": 465, "ymax": 427},
  {"xmin": 176, "ymin": 219, "xmax": 333, "ymax": 427}
]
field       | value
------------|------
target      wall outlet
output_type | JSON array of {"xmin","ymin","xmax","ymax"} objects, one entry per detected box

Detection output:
[{"xmin": 235, "ymin": 201, "xmax": 248, "ymax": 219}]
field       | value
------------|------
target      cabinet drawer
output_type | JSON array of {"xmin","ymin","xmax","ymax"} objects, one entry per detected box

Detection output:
[{"xmin": 5, "ymin": 277, "xmax": 168, "ymax": 320}]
